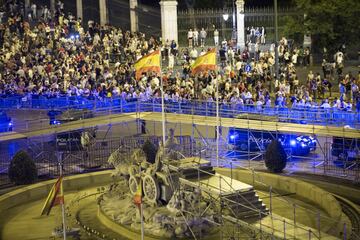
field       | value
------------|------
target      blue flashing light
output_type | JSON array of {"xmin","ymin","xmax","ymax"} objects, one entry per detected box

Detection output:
[
  {"xmin": 51, "ymin": 120, "xmax": 61, "ymax": 125},
  {"xmin": 230, "ymin": 135, "xmax": 236, "ymax": 140},
  {"xmin": 301, "ymin": 143, "xmax": 307, "ymax": 148},
  {"xmin": 290, "ymin": 140, "xmax": 296, "ymax": 146},
  {"xmin": 8, "ymin": 122, "xmax": 13, "ymax": 126}
]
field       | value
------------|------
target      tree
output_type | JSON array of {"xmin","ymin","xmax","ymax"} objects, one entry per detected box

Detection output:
[
  {"xmin": 8, "ymin": 150, "xmax": 37, "ymax": 185},
  {"xmin": 284, "ymin": 0, "xmax": 360, "ymax": 53},
  {"xmin": 264, "ymin": 140, "xmax": 287, "ymax": 173}
]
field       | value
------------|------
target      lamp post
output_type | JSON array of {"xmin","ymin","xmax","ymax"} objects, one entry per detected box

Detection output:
[
  {"xmin": 274, "ymin": 0, "xmax": 279, "ymax": 81},
  {"xmin": 231, "ymin": 0, "xmax": 236, "ymax": 44},
  {"xmin": 222, "ymin": 13, "xmax": 229, "ymax": 42}
]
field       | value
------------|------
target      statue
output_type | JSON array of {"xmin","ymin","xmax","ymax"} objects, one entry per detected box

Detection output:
[
  {"xmin": 164, "ymin": 128, "xmax": 180, "ymax": 160},
  {"xmin": 101, "ymin": 138, "xmax": 222, "ymax": 238}
]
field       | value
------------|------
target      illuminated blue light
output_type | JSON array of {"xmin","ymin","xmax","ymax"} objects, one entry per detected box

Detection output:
[
  {"xmin": 230, "ymin": 135, "xmax": 236, "ymax": 140},
  {"xmin": 290, "ymin": 140, "xmax": 296, "ymax": 146},
  {"xmin": 51, "ymin": 120, "xmax": 61, "ymax": 125}
]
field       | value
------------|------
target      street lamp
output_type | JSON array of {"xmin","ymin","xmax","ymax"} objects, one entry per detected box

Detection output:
[
  {"xmin": 222, "ymin": 14, "xmax": 229, "ymax": 21},
  {"xmin": 274, "ymin": 0, "xmax": 279, "ymax": 82},
  {"xmin": 231, "ymin": 0, "xmax": 237, "ymax": 43},
  {"xmin": 222, "ymin": 13, "xmax": 229, "ymax": 41}
]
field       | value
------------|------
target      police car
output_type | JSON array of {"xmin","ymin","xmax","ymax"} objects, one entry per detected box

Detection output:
[
  {"xmin": 228, "ymin": 128, "xmax": 316, "ymax": 156},
  {"xmin": 0, "ymin": 110, "xmax": 13, "ymax": 133}
]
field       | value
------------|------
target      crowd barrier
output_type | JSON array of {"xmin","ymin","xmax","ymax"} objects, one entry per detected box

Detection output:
[{"xmin": 1, "ymin": 95, "xmax": 359, "ymax": 128}]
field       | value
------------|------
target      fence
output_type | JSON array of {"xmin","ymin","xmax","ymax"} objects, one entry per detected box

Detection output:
[
  {"xmin": 103, "ymin": 0, "xmax": 162, "ymax": 38},
  {"xmin": 0, "ymin": 101, "xmax": 359, "ymax": 188},
  {"xmin": 0, "ymin": 133, "xmax": 357, "ymax": 239},
  {"xmin": 177, "ymin": 6, "xmax": 299, "ymax": 46},
  {"xmin": 0, "ymin": 135, "xmax": 194, "ymax": 186},
  {"xmin": 107, "ymin": 0, "xmax": 131, "ymax": 31},
  {"xmin": 1, "ymin": 97, "xmax": 359, "ymax": 129}
]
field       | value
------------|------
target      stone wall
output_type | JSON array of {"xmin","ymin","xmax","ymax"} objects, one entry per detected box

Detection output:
[{"xmin": 0, "ymin": 170, "xmax": 115, "ymax": 214}]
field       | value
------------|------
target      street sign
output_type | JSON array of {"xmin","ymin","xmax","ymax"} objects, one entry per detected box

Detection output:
[{"xmin": 245, "ymin": 64, "xmax": 252, "ymax": 72}]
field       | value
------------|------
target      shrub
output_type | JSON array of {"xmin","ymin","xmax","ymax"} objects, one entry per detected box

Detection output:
[
  {"xmin": 142, "ymin": 140, "xmax": 158, "ymax": 164},
  {"xmin": 8, "ymin": 150, "xmax": 37, "ymax": 185},
  {"xmin": 264, "ymin": 140, "xmax": 287, "ymax": 173}
]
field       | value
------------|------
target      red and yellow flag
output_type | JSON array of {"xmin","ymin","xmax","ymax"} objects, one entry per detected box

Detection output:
[
  {"xmin": 191, "ymin": 48, "xmax": 217, "ymax": 75},
  {"xmin": 134, "ymin": 50, "xmax": 161, "ymax": 80},
  {"xmin": 133, "ymin": 179, "xmax": 142, "ymax": 208},
  {"xmin": 40, "ymin": 176, "xmax": 64, "ymax": 216}
]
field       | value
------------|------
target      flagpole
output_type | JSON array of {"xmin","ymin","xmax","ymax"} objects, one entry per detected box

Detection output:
[
  {"xmin": 58, "ymin": 154, "xmax": 66, "ymax": 240},
  {"xmin": 139, "ymin": 164, "xmax": 144, "ymax": 240},
  {"xmin": 160, "ymin": 49, "xmax": 166, "ymax": 145},
  {"xmin": 140, "ymin": 201, "xmax": 144, "ymax": 240},
  {"xmin": 216, "ymin": 74, "xmax": 219, "ymax": 168}
]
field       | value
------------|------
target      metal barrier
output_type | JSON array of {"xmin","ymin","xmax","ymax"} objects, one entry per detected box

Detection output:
[
  {"xmin": 2, "ymin": 97, "xmax": 359, "ymax": 129},
  {"xmin": 0, "ymin": 133, "xmax": 357, "ymax": 239},
  {"xmin": 1, "ymin": 97, "xmax": 359, "ymax": 184}
]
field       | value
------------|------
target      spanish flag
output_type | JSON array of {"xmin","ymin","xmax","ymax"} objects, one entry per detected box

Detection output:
[
  {"xmin": 134, "ymin": 50, "xmax": 161, "ymax": 80},
  {"xmin": 133, "ymin": 179, "xmax": 142, "ymax": 209},
  {"xmin": 191, "ymin": 48, "xmax": 217, "ymax": 75},
  {"xmin": 40, "ymin": 176, "xmax": 64, "ymax": 216}
]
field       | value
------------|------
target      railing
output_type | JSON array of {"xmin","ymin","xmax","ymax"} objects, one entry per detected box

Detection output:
[
  {"xmin": 1, "ymin": 97, "xmax": 359, "ymax": 185},
  {"xmin": 2, "ymin": 97, "xmax": 360, "ymax": 130}
]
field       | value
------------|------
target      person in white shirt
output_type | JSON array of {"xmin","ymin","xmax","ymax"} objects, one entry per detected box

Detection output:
[
  {"xmin": 200, "ymin": 28, "xmax": 207, "ymax": 47},
  {"xmin": 256, "ymin": 99, "xmax": 263, "ymax": 111},
  {"xmin": 261, "ymin": 27, "xmax": 266, "ymax": 44},
  {"xmin": 189, "ymin": 48, "xmax": 198, "ymax": 64},
  {"xmin": 193, "ymin": 28, "xmax": 199, "ymax": 47},
  {"xmin": 321, "ymin": 99, "xmax": 331, "ymax": 108},
  {"xmin": 168, "ymin": 54, "xmax": 174, "ymax": 70},
  {"xmin": 152, "ymin": 77, "xmax": 160, "ymax": 87},
  {"xmin": 292, "ymin": 51, "xmax": 298, "ymax": 65},
  {"xmin": 227, "ymin": 47, "xmax": 235, "ymax": 66},
  {"xmin": 187, "ymin": 29, "xmax": 193, "ymax": 48},
  {"xmin": 335, "ymin": 51, "xmax": 344, "ymax": 66},
  {"xmin": 31, "ymin": 3, "xmax": 37, "ymax": 19}
]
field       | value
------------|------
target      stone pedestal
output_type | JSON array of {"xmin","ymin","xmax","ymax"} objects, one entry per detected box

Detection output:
[
  {"xmin": 236, "ymin": 0, "xmax": 245, "ymax": 49},
  {"xmin": 76, "ymin": 0, "xmax": 83, "ymax": 20},
  {"xmin": 159, "ymin": 0, "xmax": 178, "ymax": 44},
  {"xmin": 99, "ymin": 0, "xmax": 108, "ymax": 26},
  {"xmin": 129, "ymin": 0, "xmax": 138, "ymax": 32}
]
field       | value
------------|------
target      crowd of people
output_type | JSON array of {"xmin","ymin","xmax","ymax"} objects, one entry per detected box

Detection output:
[{"xmin": 0, "ymin": 0, "xmax": 360, "ymax": 114}]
